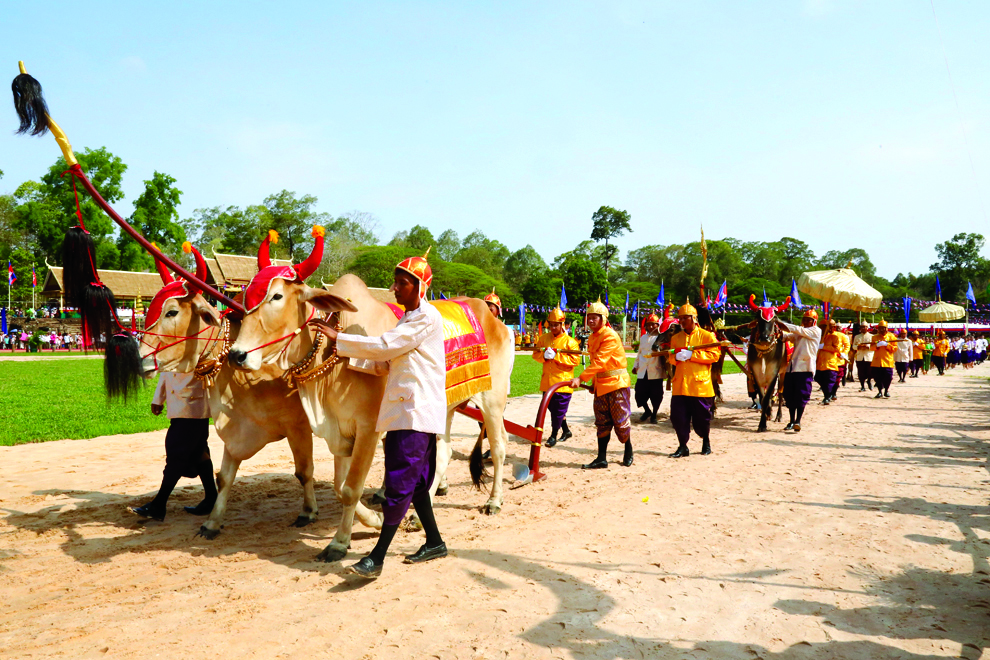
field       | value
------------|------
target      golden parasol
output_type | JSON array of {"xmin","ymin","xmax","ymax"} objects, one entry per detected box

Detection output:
[
  {"xmin": 918, "ymin": 300, "xmax": 965, "ymax": 322},
  {"xmin": 797, "ymin": 265, "xmax": 882, "ymax": 313}
]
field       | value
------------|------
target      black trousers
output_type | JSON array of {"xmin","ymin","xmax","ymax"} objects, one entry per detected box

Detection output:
[
  {"xmin": 856, "ymin": 360, "xmax": 872, "ymax": 386},
  {"xmin": 634, "ymin": 374, "xmax": 664, "ymax": 411},
  {"xmin": 164, "ymin": 418, "xmax": 211, "ymax": 479}
]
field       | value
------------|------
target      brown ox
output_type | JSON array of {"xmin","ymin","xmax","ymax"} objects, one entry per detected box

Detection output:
[
  {"xmin": 132, "ymin": 256, "xmax": 322, "ymax": 539},
  {"xmin": 227, "ymin": 272, "xmax": 514, "ymax": 563}
]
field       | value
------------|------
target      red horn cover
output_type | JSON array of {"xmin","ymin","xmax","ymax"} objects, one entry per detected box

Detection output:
[
  {"xmin": 748, "ymin": 294, "xmax": 759, "ymax": 311},
  {"xmin": 294, "ymin": 226, "xmax": 325, "ymax": 281},
  {"xmin": 775, "ymin": 296, "xmax": 792, "ymax": 313},
  {"xmin": 258, "ymin": 230, "xmax": 278, "ymax": 270},
  {"xmin": 182, "ymin": 242, "xmax": 207, "ymax": 293}
]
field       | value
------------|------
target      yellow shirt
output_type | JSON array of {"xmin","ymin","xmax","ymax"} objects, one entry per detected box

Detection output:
[
  {"xmin": 912, "ymin": 340, "xmax": 924, "ymax": 360},
  {"xmin": 870, "ymin": 332, "xmax": 899, "ymax": 368},
  {"xmin": 667, "ymin": 327, "xmax": 721, "ymax": 397},
  {"xmin": 836, "ymin": 332, "xmax": 851, "ymax": 366},
  {"xmin": 579, "ymin": 325, "xmax": 631, "ymax": 396},
  {"xmin": 933, "ymin": 339, "xmax": 949, "ymax": 357},
  {"xmin": 816, "ymin": 332, "xmax": 843, "ymax": 371},
  {"xmin": 532, "ymin": 331, "xmax": 580, "ymax": 393}
]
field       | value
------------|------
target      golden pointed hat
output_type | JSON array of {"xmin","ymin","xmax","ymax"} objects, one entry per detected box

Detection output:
[
  {"xmin": 676, "ymin": 298, "xmax": 698, "ymax": 318},
  {"xmin": 547, "ymin": 306, "xmax": 566, "ymax": 323},
  {"xmin": 396, "ymin": 247, "xmax": 433, "ymax": 297},
  {"xmin": 586, "ymin": 297, "xmax": 609, "ymax": 317},
  {"xmin": 803, "ymin": 308, "xmax": 819, "ymax": 320},
  {"xmin": 644, "ymin": 312, "xmax": 660, "ymax": 324},
  {"xmin": 483, "ymin": 287, "xmax": 502, "ymax": 310}
]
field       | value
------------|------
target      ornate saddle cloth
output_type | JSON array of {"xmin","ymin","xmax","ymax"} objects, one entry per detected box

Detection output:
[{"xmin": 384, "ymin": 300, "xmax": 492, "ymax": 405}]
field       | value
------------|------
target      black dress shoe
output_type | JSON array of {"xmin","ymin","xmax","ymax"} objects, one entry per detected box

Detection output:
[
  {"xmin": 859, "ymin": 386, "xmax": 866, "ymax": 392},
  {"xmin": 640, "ymin": 411, "xmax": 651, "ymax": 422},
  {"xmin": 883, "ymin": 393, "xmax": 891, "ymax": 398},
  {"xmin": 701, "ymin": 442, "xmax": 712, "ymax": 455},
  {"xmin": 669, "ymin": 446, "xmax": 689, "ymax": 458},
  {"xmin": 784, "ymin": 422, "xmax": 794, "ymax": 431},
  {"xmin": 581, "ymin": 458, "xmax": 608, "ymax": 469},
  {"xmin": 874, "ymin": 392, "xmax": 883, "ymax": 399},
  {"xmin": 621, "ymin": 455, "xmax": 634, "ymax": 467},
  {"xmin": 130, "ymin": 504, "xmax": 165, "ymax": 522},
  {"xmin": 404, "ymin": 542, "xmax": 448, "ymax": 564},
  {"xmin": 184, "ymin": 499, "xmax": 216, "ymax": 515},
  {"xmin": 346, "ymin": 556, "xmax": 382, "ymax": 578},
  {"xmin": 650, "ymin": 415, "xmax": 657, "ymax": 424}
]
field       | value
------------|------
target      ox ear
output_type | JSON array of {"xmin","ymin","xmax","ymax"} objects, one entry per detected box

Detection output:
[
  {"xmin": 192, "ymin": 297, "xmax": 223, "ymax": 328},
  {"xmin": 300, "ymin": 287, "xmax": 359, "ymax": 313}
]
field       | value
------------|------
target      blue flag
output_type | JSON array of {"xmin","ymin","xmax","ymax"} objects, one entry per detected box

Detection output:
[
  {"xmin": 631, "ymin": 302, "xmax": 638, "ymax": 321},
  {"xmin": 715, "ymin": 280, "xmax": 728, "ymax": 307},
  {"xmin": 604, "ymin": 290, "xmax": 609, "ymax": 307},
  {"xmin": 935, "ymin": 275, "xmax": 942, "ymax": 299},
  {"xmin": 903, "ymin": 297, "xmax": 911, "ymax": 325},
  {"xmin": 1, "ymin": 307, "xmax": 6, "ymax": 334},
  {"xmin": 790, "ymin": 278, "xmax": 803, "ymax": 309},
  {"xmin": 624, "ymin": 291, "xmax": 629, "ymax": 315},
  {"xmin": 439, "ymin": 291, "xmax": 447, "ymax": 300},
  {"xmin": 518, "ymin": 302, "xmax": 525, "ymax": 331},
  {"xmin": 762, "ymin": 287, "xmax": 769, "ymax": 306},
  {"xmin": 966, "ymin": 281, "xmax": 976, "ymax": 304},
  {"xmin": 559, "ymin": 283, "xmax": 567, "ymax": 309},
  {"xmin": 657, "ymin": 282, "xmax": 665, "ymax": 307}
]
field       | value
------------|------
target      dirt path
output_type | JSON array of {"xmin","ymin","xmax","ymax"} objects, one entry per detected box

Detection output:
[{"xmin": 1, "ymin": 365, "xmax": 988, "ymax": 659}]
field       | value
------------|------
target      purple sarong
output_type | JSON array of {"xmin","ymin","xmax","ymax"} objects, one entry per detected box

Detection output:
[
  {"xmin": 814, "ymin": 369, "xmax": 837, "ymax": 398},
  {"xmin": 546, "ymin": 391, "xmax": 572, "ymax": 434},
  {"xmin": 783, "ymin": 371, "xmax": 814, "ymax": 413},
  {"xmin": 593, "ymin": 388, "xmax": 631, "ymax": 443},
  {"xmin": 382, "ymin": 430, "xmax": 437, "ymax": 526},
  {"xmin": 669, "ymin": 395, "xmax": 714, "ymax": 445},
  {"xmin": 872, "ymin": 366, "xmax": 893, "ymax": 391}
]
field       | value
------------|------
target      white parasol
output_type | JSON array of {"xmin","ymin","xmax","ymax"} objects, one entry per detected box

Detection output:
[
  {"xmin": 918, "ymin": 300, "xmax": 965, "ymax": 323},
  {"xmin": 797, "ymin": 267, "xmax": 882, "ymax": 313}
]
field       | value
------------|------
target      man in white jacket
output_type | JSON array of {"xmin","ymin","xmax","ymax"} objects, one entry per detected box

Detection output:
[
  {"xmin": 312, "ymin": 250, "xmax": 447, "ymax": 579},
  {"xmin": 632, "ymin": 313, "xmax": 664, "ymax": 423},
  {"xmin": 851, "ymin": 322, "xmax": 875, "ymax": 391},
  {"xmin": 776, "ymin": 309, "xmax": 822, "ymax": 432},
  {"xmin": 131, "ymin": 372, "xmax": 216, "ymax": 521}
]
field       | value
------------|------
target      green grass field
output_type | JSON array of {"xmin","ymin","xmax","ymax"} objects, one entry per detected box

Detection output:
[
  {"xmin": 0, "ymin": 359, "xmax": 167, "ymax": 446},
  {"xmin": 0, "ymin": 354, "xmax": 741, "ymax": 446}
]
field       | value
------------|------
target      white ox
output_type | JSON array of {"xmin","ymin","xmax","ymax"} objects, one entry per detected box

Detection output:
[{"xmin": 227, "ymin": 273, "xmax": 514, "ymax": 563}]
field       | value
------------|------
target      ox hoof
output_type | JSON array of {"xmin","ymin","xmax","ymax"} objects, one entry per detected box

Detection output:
[
  {"xmin": 405, "ymin": 515, "xmax": 423, "ymax": 532},
  {"xmin": 316, "ymin": 543, "xmax": 348, "ymax": 563},
  {"xmin": 757, "ymin": 426, "xmax": 767, "ymax": 433},
  {"xmin": 482, "ymin": 502, "xmax": 502, "ymax": 516},
  {"xmin": 291, "ymin": 515, "xmax": 317, "ymax": 528},
  {"xmin": 436, "ymin": 485, "xmax": 449, "ymax": 497},
  {"xmin": 198, "ymin": 525, "xmax": 221, "ymax": 540}
]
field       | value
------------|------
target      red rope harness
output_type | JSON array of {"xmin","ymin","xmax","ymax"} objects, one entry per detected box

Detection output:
[
  {"xmin": 242, "ymin": 307, "xmax": 318, "ymax": 361},
  {"xmin": 139, "ymin": 309, "xmax": 233, "ymax": 372}
]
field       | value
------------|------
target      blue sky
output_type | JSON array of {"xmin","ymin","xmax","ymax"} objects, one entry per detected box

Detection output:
[{"xmin": 2, "ymin": 1, "xmax": 988, "ymax": 280}]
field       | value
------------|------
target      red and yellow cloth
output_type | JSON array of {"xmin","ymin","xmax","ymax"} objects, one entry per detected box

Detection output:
[{"xmin": 433, "ymin": 300, "xmax": 492, "ymax": 405}]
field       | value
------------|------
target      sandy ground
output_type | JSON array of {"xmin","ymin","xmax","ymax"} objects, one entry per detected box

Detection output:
[{"xmin": 1, "ymin": 365, "xmax": 988, "ymax": 660}]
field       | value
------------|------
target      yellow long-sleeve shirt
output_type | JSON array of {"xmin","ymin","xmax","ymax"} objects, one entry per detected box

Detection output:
[
  {"xmin": 532, "ymin": 331, "xmax": 580, "ymax": 393},
  {"xmin": 816, "ymin": 331, "xmax": 844, "ymax": 371},
  {"xmin": 836, "ymin": 332, "xmax": 851, "ymax": 366},
  {"xmin": 579, "ymin": 325, "xmax": 631, "ymax": 396},
  {"xmin": 870, "ymin": 332, "xmax": 899, "ymax": 368},
  {"xmin": 667, "ymin": 327, "xmax": 721, "ymax": 397},
  {"xmin": 933, "ymin": 339, "xmax": 949, "ymax": 357},
  {"xmin": 912, "ymin": 340, "xmax": 924, "ymax": 360}
]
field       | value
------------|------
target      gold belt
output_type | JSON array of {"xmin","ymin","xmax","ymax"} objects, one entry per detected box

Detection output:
[{"xmin": 595, "ymin": 368, "xmax": 627, "ymax": 379}]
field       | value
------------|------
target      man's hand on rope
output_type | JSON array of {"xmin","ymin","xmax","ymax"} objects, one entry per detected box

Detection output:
[{"xmin": 308, "ymin": 318, "xmax": 339, "ymax": 341}]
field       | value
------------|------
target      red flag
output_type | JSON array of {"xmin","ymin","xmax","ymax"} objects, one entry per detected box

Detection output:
[{"xmin": 32, "ymin": 266, "xmax": 37, "ymax": 287}]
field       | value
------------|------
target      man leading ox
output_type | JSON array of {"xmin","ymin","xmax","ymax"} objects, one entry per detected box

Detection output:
[{"xmin": 777, "ymin": 308, "xmax": 821, "ymax": 431}]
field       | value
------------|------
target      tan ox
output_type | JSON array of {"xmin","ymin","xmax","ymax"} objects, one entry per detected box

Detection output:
[
  {"xmin": 227, "ymin": 273, "xmax": 514, "ymax": 563},
  {"xmin": 136, "ymin": 290, "xmax": 323, "ymax": 539}
]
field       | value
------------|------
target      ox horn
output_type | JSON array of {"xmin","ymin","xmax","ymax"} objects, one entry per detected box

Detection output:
[
  {"xmin": 294, "ymin": 225, "xmax": 325, "ymax": 282},
  {"xmin": 258, "ymin": 229, "xmax": 278, "ymax": 270},
  {"xmin": 153, "ymin": 243, "xmax": 175, "ymax": 285},
  {"xmin": 182, "ymin": 241, "xmax": 208, "ymax": 292},
  {"xmin": 775, "ymin": 296, "xmax": 792, "ymax": 313},
  {"xmin": 748, "ymin": 294, "xmax": 760, "ymax": 311}
]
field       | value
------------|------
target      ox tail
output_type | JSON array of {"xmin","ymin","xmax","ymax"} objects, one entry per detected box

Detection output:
[{"xmin": 469, "ymin": 432, "xmax": 489, "ymax": 490}]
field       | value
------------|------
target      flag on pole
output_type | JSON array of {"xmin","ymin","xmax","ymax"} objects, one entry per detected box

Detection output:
[
  {"xmin": 657, "ymin": 282, "xmax": 665, "ymax": 307},
  {"xmin": 903, "ymin": 297, "xmax": 911, "ymax": 326},
  {"xmin": 7, "ymin": 261, "xmax": 15, "ymax": 286},
  {"xmin": 559, "ymin": 283, "xmax": 567, "ymax": 309},
  {"xmin": 966, "ymin": 281, "xmax": 976, "ymax": 304},
  {"xmin": 604, "ymin": 290, "xmax": 609, "ymax": 307},
  {"xmin": 762, "ymin": 287, "xmax": 769, "ymax": 306},
  {"xmin": 518, "ymin": 302, "xmax": 526, "ymax": 333},
  {"xmin": 631, "ymin": 301, "xmax": 638, "ymax": 321},
  {"xmin": 790, "ymin": 278, "xmax": 803, "ymax": 309},
  {"xmin": 624, "ymin": 291, "xmax": 629, "ymax": 316},
  {"xmin": 439, "ymin": 291, "xmax": 448, "ymax": 300},
  {"xmin": 714, "ymin": 280, "xmax": 727, "ymax": 308},
  {"xmin": 1, "ymin": 307, "xmax": 6, "ymax": 334},
  {"xmin": 32, "ymin": 266, "xmax": 37, "ymax": 288},
  {"xmin": 935, "ymin": 275, "xmax": 942, "ymax": 299}
]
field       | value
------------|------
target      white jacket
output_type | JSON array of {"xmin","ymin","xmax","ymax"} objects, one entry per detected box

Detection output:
[
  {"xmin": 153, "ymin": 372, "xmax": 210, "ymax": 419},
  {"xmin": 852, "ymin": 332, "xmax": 875, "ymax": 362},
  {"xmin": 336, "ymin": 299, "xmax": 447, "ymax": 434},
  {"xmin": 895, "ymin": 338, "xmax": 912, "ymax": 362},
  {"xmin": 780, "ymin": 321, "xmax": 821, "ymax": 374},
  {"xmin": 633, "ymin": 332, "xmax": 663, "ymax": 379}
]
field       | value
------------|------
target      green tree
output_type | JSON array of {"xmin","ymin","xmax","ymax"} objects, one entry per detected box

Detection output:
[
  {"xmin": 818, "ymin": 248, "xmax": 877, "ymax": 284},
  {"xmin": 435, "ymin": 229, "xmax": 461, "ymax": 261},
  {"xmin": 503, "ymin": 245, "xmax": 547, "ymax": 290},
  {"xmin": 118, "ymin": 171, "xmax": 185, "ymax": 271},
  {"xmin": 562, "ymin": 257, "xmax": 607, "ymax": 306},
  {"xmin": 406, "ymin": 225, "xmax": 434, "ymax": 252},
  {"xmin": 258, "ymin": 190, "xmax": 329, "ymax": 264},
  {"xmin": 930, "ymin": 232, "xmax": 989, "ymax": 301},
  {"xmin": 453, "ymin": 230, "xmax": 510, "ymax": 279},
  {"xmin": 590, "ymin": 205, "xmax": 632, "ymax": 294},
  {"xmin": 521, "ymin": 274, "xmax": 563, "ymax": 308}
]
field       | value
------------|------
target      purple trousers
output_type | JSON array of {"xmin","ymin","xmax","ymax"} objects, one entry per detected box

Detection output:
[
  {"xmin": 382, "ymin": 430, "xmax": 437, "ymax": 526},
  {"xmin": 546, "ymin": 391, "xmax": 572, "ymax": 434},
  {"xmin": 669, "ymin": 395, "xmax": 714, "ymax": 445},
  {"xmin": 872, "ymin": 366, "xmax": 893, "ymax": 391},
  {"xmin": 593, "ymin": 388, "xmax": 631, "ymax": 443},
  {"xmin": 814, "ymin": 369, "xmax": 838, "ymax": 398},
  {"xmin": 783, "ymin": 372, "xmax": 814, "ymax": 413}
]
